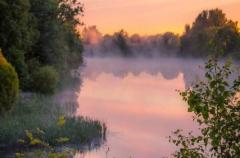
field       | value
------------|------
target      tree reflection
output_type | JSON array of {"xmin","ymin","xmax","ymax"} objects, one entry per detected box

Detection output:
[{"xmin": 82, "ymin": 57, "xmax": 205, "ymax": 89}]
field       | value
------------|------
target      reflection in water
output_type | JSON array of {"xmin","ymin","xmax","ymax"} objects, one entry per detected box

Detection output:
[
  {"xmin": 82, "ymin": 57, "xmax": 205, "ymax": 88},
  {"xmin": 76, "ymin": 57, "xmax": 203, "ymax": 158}
]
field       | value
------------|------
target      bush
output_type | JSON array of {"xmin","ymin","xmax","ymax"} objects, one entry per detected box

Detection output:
[
  {"xmin": 170, "ymin": 59, "xmax": 240, "ymax": 157},
  {"xmin": 30, "ymin": 66, "xmax": 59, "ymax": 95},
  {"xmin": 0, "ymin": 52, "xmax": 19, "ymax": 114}
]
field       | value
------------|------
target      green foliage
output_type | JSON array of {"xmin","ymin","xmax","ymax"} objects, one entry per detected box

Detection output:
[
  {"xmin": 29, "ymin": 66, "xmax": 59, "ymax": 95},
  {"xmin": 15, "ymin": 152, "xmax": 25, "ymax": 158},
  {"xmin": 170, "ymin": 58, "xmax": 240, "ymax": 157},
  {"xmin": 0, "ymin": 53, "xmax": 19, "ymax": 114},
  {"xmin": 0, "ymin": 0, "xmax": 84, "ymax": 92},
  {"xmin": 29, "ymin": 0, "xmax": 83, "ymax": 77},
  {"xmin": 0, "ymin": 0, "xmax": 39, "ymax": 82},
  {"xmin": 0, "ymin": 95, "xmax": 106, "ymax": 150},
  {"xmin": 57, "ymin": 116, "xmax": 66, "ymax": 127},
  {"xmin": 17, "ymin": 122, "xmax": 74, "ymax": 157},
  {"xmin": 180, "ymin": 8, "xmax": 240, "ymax": 57}
]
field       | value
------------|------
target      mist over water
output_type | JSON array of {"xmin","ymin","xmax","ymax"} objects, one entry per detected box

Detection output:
[
  {"xmin": 82, "ymin": 26, "xmax": 181, "ymax": 58},
  {"xmin": 74, "ymin": 57, "xmax": 209, "ymax": 158},
  {"xmin": 82, "ymin": 57, "xmax": 206, "ymax": 88}
]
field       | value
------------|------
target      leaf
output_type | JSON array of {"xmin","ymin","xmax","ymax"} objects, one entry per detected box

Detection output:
[
  {"xmin": 57, "ymin": 116, "xmax": 66, "ymax": 127},
  {"xmin": 30, "ymin": 138, "xmax": 42, "ymax": 145},
  {"xmin": 56, "ymin": 137, "xmax": 70, "ymax": 143},
  {"xmin": 36, "ymin": 128, "xmax": 45, "ymax": 135},
  {"xmin": 205, "ymin": 73, "xmax": 212, "ymax": 80},
  {"xmin": 25, "ymin": 130, "xmax": 33, "ymax": 141},
  {"xmin": 210, "ymin": 81, "xmax": 216, "ymax": 88},
  {"xmin": 15, "ymin": 153, "xmax": 24, "ymax": 158},
  {"xmin": 17, "ymin": 139, "xmax": 25, "ymax": 144}
]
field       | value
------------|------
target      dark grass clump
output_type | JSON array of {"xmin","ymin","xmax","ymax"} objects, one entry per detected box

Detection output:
[{"xmin": 0, "ymin": 95, "xmax": 105, "ymax": 151}]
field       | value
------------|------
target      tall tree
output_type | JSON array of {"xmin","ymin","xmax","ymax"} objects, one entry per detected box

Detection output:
[
  {"xmin": 180, "ymin": 8, "xmax": 240, "ymax": 57},
  {"xmin": 29, "ymin": 0, "xmax": 84, "ymax": 75},
  {"xmin": 0, "ymin": 0, "xmax": 38, "ymax": 81}
]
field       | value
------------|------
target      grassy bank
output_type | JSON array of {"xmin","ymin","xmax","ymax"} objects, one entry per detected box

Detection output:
[{"xmin": 0, "ymin": 94, "xmax": 106, "ymax": 154}]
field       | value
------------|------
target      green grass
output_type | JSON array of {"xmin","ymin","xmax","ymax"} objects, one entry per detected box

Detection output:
[{"xmin": 0, "ymin": 94, "xmax": 105, "ymax": 152}]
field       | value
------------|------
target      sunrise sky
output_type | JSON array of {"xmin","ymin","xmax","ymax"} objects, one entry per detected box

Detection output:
[{"xmin": 81, "ymin": 0, "xmax": 240, "ymax": 35}]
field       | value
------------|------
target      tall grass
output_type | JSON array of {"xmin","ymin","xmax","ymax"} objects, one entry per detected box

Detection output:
[{"xmin": 0, "ymin": 94, "xmax": 105, "ymax": 152}]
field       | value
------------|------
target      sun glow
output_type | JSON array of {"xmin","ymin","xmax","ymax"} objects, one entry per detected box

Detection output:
[{"xmin": 81, "ymin": 0, "xmax": 240, "ymax": 35}]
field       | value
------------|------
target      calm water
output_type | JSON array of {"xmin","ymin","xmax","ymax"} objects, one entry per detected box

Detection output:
[{"xmin": 75, "ymin": 57, "xmax": 204, "ymax": 158}]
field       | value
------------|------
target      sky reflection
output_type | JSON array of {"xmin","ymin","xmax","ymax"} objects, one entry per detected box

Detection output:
[{"xmin": 76, "ymin": 58, "xmax": 200, "ymax": 158}]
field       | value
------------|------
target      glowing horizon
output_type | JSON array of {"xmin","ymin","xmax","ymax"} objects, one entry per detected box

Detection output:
[{"xmin": 81, "ymin": 0, "xmax": 240, "ymax": 35}]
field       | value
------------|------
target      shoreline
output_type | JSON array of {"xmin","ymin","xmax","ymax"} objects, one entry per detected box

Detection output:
[{"xmin": 0, "ymin": 93, "xmax": 106, "ymax": 157}]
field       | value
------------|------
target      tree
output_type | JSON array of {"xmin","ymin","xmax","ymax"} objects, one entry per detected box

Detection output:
[
  {"xmin": 161, "ymin": 32, "xmax": 180, "ymax": 52},
  {"xmin": 0, "ymin": 0, "xmax": 84, "ymax": 93},
  {"xmin": 113, "ymin": 30, "xmax": 131, "ymax": 56},
  {"xmin": 29, "ymin": 0, "xmax": 84, "ymax": 80},
  {"xmin": 170, "ymin": 58, "xmax": 240, "ymax": 157},
  {"xmin": 0, "ymin": 0, "xmax": 38, "ymax": 83},
  {"xmin": 192, "ymin": 9, "xmax": 227, "ymax": 31},
  {"xmin": 180, "ymin": 9, "xmax": 240, "ymax": 57}
]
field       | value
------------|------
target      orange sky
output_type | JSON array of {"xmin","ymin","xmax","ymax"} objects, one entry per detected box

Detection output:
[{"xmin": 81, "ymin": 0, "xmax": 240, "ymax": 35}]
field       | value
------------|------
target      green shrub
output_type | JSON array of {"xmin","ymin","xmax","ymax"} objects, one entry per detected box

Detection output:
[
  {"xmin": 30, "ymin": 66, "xmax": 59, "ymax": 95},
  {"xmin": 0, "ymin": 52, "xmax": 19, "ymax": 113}
]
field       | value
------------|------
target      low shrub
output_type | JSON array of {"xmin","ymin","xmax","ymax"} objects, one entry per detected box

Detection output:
[
  {"xmin": 0, "ymin": 52, "xmax": 19, "ymax": 114},
  {"xmin": 29, "ymin": 66, "xmax": 59, "ymax": 95}
]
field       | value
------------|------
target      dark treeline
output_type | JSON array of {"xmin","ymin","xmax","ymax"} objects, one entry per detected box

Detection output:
[
  {"xmin": 0, "ymin": 0, "xmax": 84, "ymax": 92},
  {"xmin": 82, "ymin": 8, "xmax": 240, "ymax": 58},
  {"xmin": 83, "ymin": 27, "xmax": 180, "ymax": 58}
]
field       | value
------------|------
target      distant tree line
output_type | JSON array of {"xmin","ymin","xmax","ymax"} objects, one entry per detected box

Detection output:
[
  {"xmin": 82, "ymin": 8, "xmax": 240, "ymax": 58},
  {"xmin": 0, "ymin": 0, "xmax": 84, "ymax": 93},
  {"xmin": 82, "ymin": 26, "xmax": 180, "ymax": 57}
]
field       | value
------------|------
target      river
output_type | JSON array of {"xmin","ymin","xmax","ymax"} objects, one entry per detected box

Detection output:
[{"xmin": 75, "ymin": 57, "xmax": 205, "ymax": 158}]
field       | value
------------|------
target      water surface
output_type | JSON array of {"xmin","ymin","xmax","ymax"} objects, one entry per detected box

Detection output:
[{"xmin": 76, "ymin": 57, "xmax": 204, "ymax": 158}]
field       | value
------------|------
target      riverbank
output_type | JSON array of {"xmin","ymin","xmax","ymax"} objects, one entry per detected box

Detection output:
[{"xmin": 0, "ymin": 94, "xmax": 106, "ymax": 156}]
